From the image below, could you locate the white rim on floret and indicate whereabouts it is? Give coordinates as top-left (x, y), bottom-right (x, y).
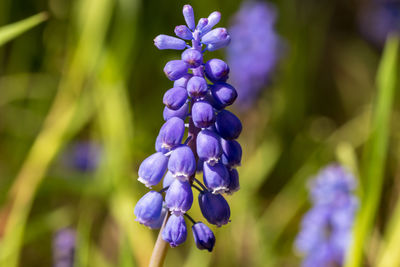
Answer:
top-left (206, 157), bottom-right (219, 166)
top-left (173, 172), bottom-right (190, 181)
top-left (169, 207), bottom-right (186, 216)
top-left (212, 186), bottom-right (228, 195)
top-left (138, 177), bottom-right (153, 188)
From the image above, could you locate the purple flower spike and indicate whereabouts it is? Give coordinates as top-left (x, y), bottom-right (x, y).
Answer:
top-left (138, 152), bottom-right (168, 187)
top-left (204, 59), bottom-right (229, 83)
top-left (187, 76), bottom-right (208, 99)
top-left (53, 228), bottom-right (76, 267)
top-left (196, 129), bottom-right (222, 165)
top-left (163, 103), bottom-right (189, 121)
top-left (221, 139), bottom-right (242, 167)
top-left (134, 191), bottom-right (163, 226)
top-left (182, 49), bottom-right (203, 68)
top-left (147, 204), bottom-right (167, 229)
top-left (203, 162), bottom-right (230, 194)
top-left (158, 117), bottom-right (185, 150)
top-left (168, 145), bottom-right (196, 180)
top-left (192, 100), bottom-right (215, 128)
top-left (202, 11), bottom-right (221, 34)
top-left (164, 60), bottom-right (189, 81)
top-left (163, 171), bottom-right (175, 188)
top-left (183, 5), bottom-right (196, 31)
top-left (192, 222), bottom-right (216, 252)
top-left (154, 34), bottom-right (187, 50)
top-left (165, 179), bottom-right (194, 215)
top-left (162, 214), bottom-right (188, 247)
top-left (163, 87), bottom-right (188, 110)
top-left (215, 110), bottom-right (242, 140)
top-left (175, 25), bottom-right (193, 40)
top-left (199, 192), bottom-right (230, 227)
top-left (201, 28), bottom-right (229, 45)
top-left (226, 168), bottom-right (240, 195)
top-left (211, 83), bottom-right (237, 107)
top-left (174, 73), bottom-right (193, 88)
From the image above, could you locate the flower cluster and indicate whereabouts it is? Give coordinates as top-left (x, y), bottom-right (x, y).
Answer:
top-left (227, 1), bottom-right (282, 110)
top-left (53, 228), bottom-right (76, 267)
top-left (295, 164), bottom-right (358, 267)
top-left (358, 0), bottom-right (400, 47)
top-left (134, 5), bottom-right (242, 252)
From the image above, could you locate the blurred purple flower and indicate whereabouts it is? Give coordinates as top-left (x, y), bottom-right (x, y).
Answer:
top-left (53, 228), bottom-right (76, 267)
top-left (295, 164), bottom-right (358, 267)
top-left (358, 0), bottom-right (400, 47)
top-left (227, 1), bottom-right (282, 110)
top-left (69, 141), bottom-right (101, 172)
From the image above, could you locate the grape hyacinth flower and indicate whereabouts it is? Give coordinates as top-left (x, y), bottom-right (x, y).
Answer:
top-left (227, 1), bottom-right (282, 110)
top-left (53, 228), bottom-right (76, 267)
top-left (134, 4), bottom-right (243, 252)
top-left (295, 164), bottom-right (358, 267)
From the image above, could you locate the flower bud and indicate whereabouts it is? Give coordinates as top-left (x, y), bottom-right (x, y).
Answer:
top-left (174, 25), bottom-right (193, 40)
top-left (211, 83), bottom-right (237, 107)
top-left (183, 5), bottom-right (196, 30)
top-left (201, 11), bottom-right (221, 34)
top-left (197, 129), bottom-right (222, 165)
top-left (203, 162), bottom-right (230, 194)
top-left (204, 58), bottom-right (229, 83)
top-left (187, 76), bottom-right (208, 99)
top-left (226, 168), bottom-right (240, 195)
top-left (221, 139), bottom-right (242, 167)
top-left (181, 48), bottom-right (203, 68)
top-left (215, 110), bottom-right (242, 140)
top-left (165, 179), bottom-right (193, 215)
top-left (192, 100), bottom-right (215, 128)
top-left (198, 192), bottom-right (230, 227)
top-left (162, 214), bottom-right (187, 247)
top-left (163, 103), bottom-right (189, 121)
top-left (168, 145), bottom-right (196, 180)
top-left (201, 28), bottom-right (229, 45)
top-left (192, 222), bottom-right (216, 252)
top-left (134, 191), bottom-right (163, 226)
top-left (138, 152), bottom-right (168, 187)
top-left (206, 35), bottom-right (231, 51)
top-left (154, 34), bottom-right (187, 50)
top-left (147, 204), bottom-right (168, 229)
top-left (164, 60), bottom-right (189, 81)
top-left (158, 117), bottom-right (185, 150)
top-left (173, 73), bottom-right (193, 88)
top-left (163, 171), bottom-right (175, 188)
top-left (163, 87), bottom-right (188, 110)
top-left (196, 18), bottom-right (209, 31)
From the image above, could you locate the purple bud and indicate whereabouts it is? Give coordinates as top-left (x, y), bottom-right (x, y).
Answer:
top-left (165, 179), bottom-right (193, 215)
top-left (221, 139), bottom-right (242, 167)
top-left (181, 48), bottom-right (203, 68)
top-left (202, 11), bottom-right (221, 34)
top-left (147, 204), bottom-right (168, 229)
top-left (196, 18), bottom-right (209, 31)
top-left (154, 34), bottom-right (187, 50)
top-left (192, 100), bottom-right (215, 128)
top-left (174, 25), bottom-right (193, 40)
top-left (174, 73), bottom-right (193, 88)
top-left (204, 59), bottom-right (229, 83)
top-left (201, 27), bottom-right (229, 45)
top-left (226, 168), bottom-right (240, 195)
top-left (183, 5), bottom-right (196, 31)
top-left (198, 192), bottom-right (230, 227)
top-left (162, 214), bottom-right (187, 247)
top-left (203, 162), bottom-right (230, 194)
top-left (138, 152), bottom-right (168, 187)
top-left (206, 35), bottom-right (231, 51)
top-left (168, 145), bottom-right (196, 180)
top-left (158, 117), bottom-right (185, 150)
top-left (215, 110), bottom-right (242, 140)
top-left (204, 93), bottom-right (225, 111)
top-left (53, 228), bottom-right (76, 267)
top-left (163, 103), bottom-right (189, 121)
top-left (211, 83), bottom-right (237, 107)
top-left (163, 87), bottom-right (188, 110)
top-left (192, 222), bottom-right (216, 252)
top-left (134, 191), bottom-right (163, 226)
top-left (163, 171), bottom-right (175, 188)
top-left (164, 60), bottom-right (189, 81)
top-left (197, 129), bottom-right (222, 165)
top-left (187, 76), bottom-right (208, 99)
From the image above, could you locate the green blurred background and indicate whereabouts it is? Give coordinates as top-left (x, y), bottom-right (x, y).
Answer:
top-left (0, 0), bottom-right (399, 266)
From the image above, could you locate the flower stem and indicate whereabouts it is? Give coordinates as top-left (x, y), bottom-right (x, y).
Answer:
top-left (149, 212), bottom-right (170, 267)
